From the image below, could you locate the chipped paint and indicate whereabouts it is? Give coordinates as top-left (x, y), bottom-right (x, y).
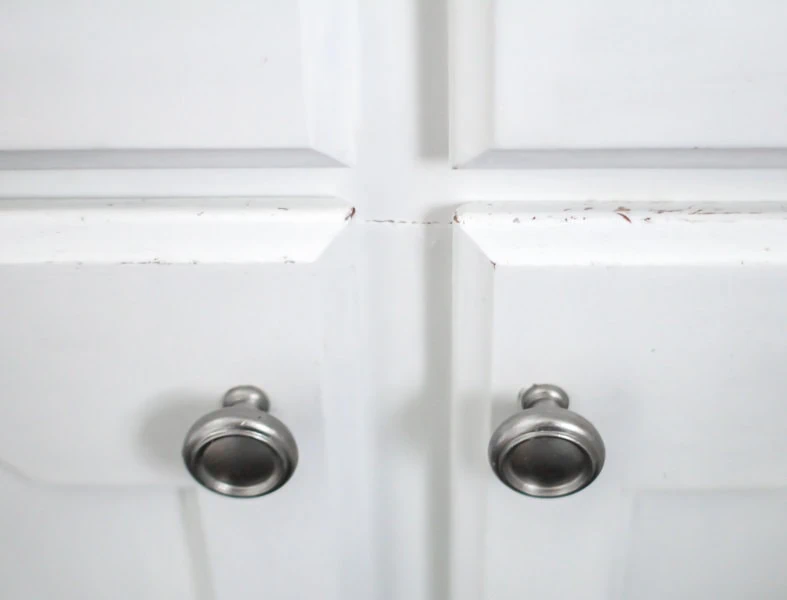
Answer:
top-left (617, 212), bottom-right (632, 223)
top-left (453, 201), bottom-right (787, 267)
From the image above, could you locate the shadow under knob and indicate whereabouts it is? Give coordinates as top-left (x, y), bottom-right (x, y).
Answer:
top-left (182, 385), bottom-right (298, 498)
top-left (488, 384), bottom-right (605, 498)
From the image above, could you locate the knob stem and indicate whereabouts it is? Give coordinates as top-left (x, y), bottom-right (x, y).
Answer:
top-left (222, 385), bottom-right (271, 412)
top-left (519, 384), bottom-right (570, 410)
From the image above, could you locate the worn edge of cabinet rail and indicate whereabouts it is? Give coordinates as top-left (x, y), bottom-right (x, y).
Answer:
top-left (0, 197), bottom-right (354, 264)
top-left (455, 201), bottom-right (787, 266)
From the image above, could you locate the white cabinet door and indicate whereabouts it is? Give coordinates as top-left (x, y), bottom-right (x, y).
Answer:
top-left (2, 2), bottom-right (787, 597)
top-left (0, 0), bottom-right (356, 168)
top-left (451, 203), bottom-right (787, 599)
top-left (0, 198), bottom-right (371, 600)
top-left (451, 0), bottom-right (787, 168)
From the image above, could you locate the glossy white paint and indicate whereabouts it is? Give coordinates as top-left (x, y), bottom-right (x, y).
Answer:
top-left (455, 202), bottom-right (787, 265)
top-left (451, 0), bottom-right (787, 168)
top-left (5, 3), bottom-right (787, 223)
top-left (0, 479), bottom-right (197, 598)
top-left (0, 197), bottom-right (351, 264)
top-left (0, 0), bottom-right (356, 168)
top-left (452, 204), bottom-right (787, 599)
top-left (0, 211), bottom-right (373, 599)
top-left (0, 1), bottom-right (786, 599)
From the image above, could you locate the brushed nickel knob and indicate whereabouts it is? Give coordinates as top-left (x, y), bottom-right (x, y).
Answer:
top-left (182, 386), bottom-right (298, 498)
top-left (488, 384), bottom-right (605, 498)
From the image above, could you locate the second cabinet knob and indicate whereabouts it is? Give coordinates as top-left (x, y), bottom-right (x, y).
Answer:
top-left (488, 384), bottom-right (605, 498)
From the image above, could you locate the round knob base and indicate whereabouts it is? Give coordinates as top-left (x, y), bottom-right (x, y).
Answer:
top-left (490, 384), bottom-right (605, 498)
top-left (183, 386), bottom-right (297, 498)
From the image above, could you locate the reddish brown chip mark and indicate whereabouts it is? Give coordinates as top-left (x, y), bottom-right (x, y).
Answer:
top-left (617, 212), bottom-right (632, 223)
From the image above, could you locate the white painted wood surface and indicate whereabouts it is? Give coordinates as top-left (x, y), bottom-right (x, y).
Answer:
top-left (0, 197), bottom-right (351, 264)
top-left (0, 0), bottom-right (356, 168)
top-left (452, 203), bottom-right (787, 599)
top-left (0, 480), bottom-right (198, 598)
top-left (0, 1), bottom-right (786, 599)
top-left (451, 0), bottom-right (787, 168)
top-left (0, 213), bottom-right (372, 599)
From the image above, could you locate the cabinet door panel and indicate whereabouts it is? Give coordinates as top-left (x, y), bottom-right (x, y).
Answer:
top-left (0, 472), bottom-right (197, 600)
top-left (451, 0), bottom-right (787, 168)
top-left (0, 198), bottom-right (369, 600)
top-left (452, 203), bottom-right (787, 599)
top-left (0, 0), bottom-right (356, 168)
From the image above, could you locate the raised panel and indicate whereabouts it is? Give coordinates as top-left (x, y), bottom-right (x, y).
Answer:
top-left (0, 471), bottom-right (197, 599)
top-left (0, 198), bottom-right (353, 484)
top-left (0, 263), bottom-right (322, 484)
top-left (0, 197), bottom-right (370, 600)
top-left (451, 0), bottom-right (787, 168)
top-left (451, 203), bottom-right (787, 599)
top-left (0, 0), bottom-right (356, 168)
top-left (624, 491), bottom-right (787, 599)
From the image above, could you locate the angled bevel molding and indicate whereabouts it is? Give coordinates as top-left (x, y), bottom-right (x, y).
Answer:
top-left (449, 224), bottom-right (496, 600)
top-left (450, 0), bottom-right (787, 169)
top-left (0, 197), bottom-right (354, 265)
top-left (0, 0), bottom-right (356, 169)
top-left (455, 202), bottom-right (787, 266)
